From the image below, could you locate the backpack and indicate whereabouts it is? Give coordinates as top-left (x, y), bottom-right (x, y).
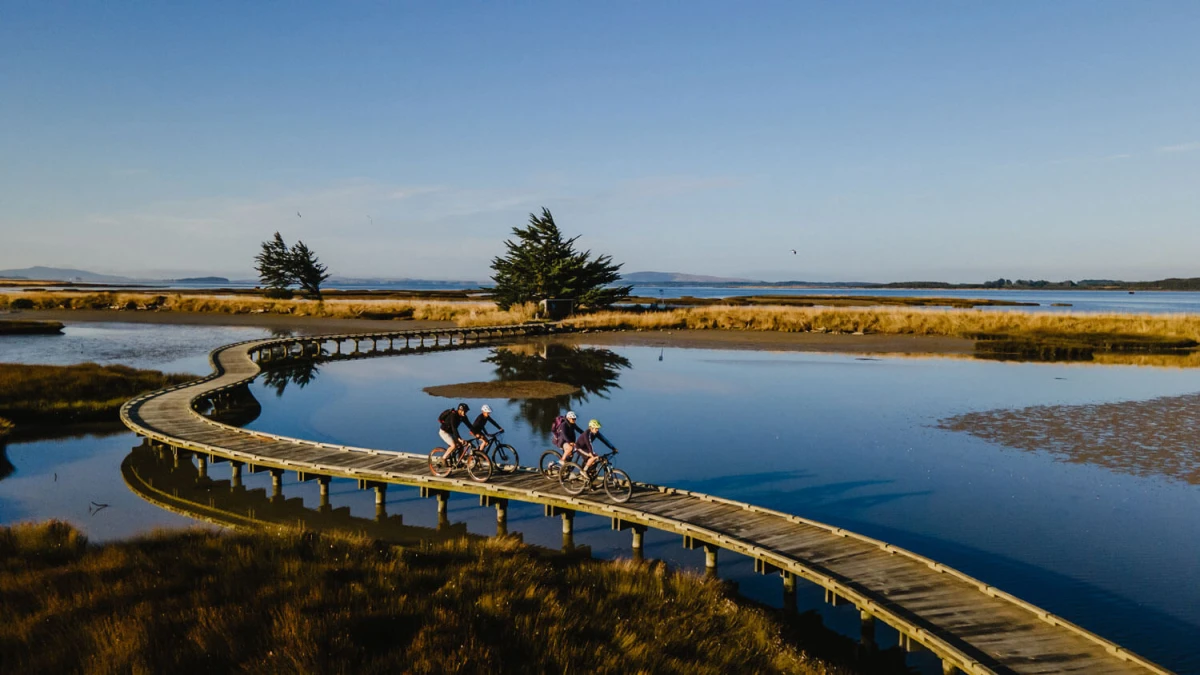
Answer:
top-left (438, 409), bottom-right (456, 426)
top-left (551, 415), bottom-right (566, 437)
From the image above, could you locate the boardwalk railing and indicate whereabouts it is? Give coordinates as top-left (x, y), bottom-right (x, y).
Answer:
top-left (119, 325), bottom-right (1172, 675)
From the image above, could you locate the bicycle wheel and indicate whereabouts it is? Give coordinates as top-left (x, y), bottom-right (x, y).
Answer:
top-left (559, 461), bottom-right (589, 495)
top-left (429, 447), bottom-right (453, 477)
top-left (492, 444), bottom-right (520, 474)
top-left (465, 451), bottom-right (494, 482)
top-left (539, 450), bottom-right (563, 480)
top-left (604, 468), bottom-right (633, 503)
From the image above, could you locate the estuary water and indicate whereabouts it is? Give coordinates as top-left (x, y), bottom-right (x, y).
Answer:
top-left (2, 324), bottom-right (1199, 672)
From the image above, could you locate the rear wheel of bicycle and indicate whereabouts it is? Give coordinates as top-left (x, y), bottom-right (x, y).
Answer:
top-left (539, 450), bottom-right (563, 480)
top-left (604, 468), bottom-right (633, 503)
top-left (429, 447), bottom-right (453, 477)
top-left (492, 444), bottom-right (519, 474)
top-left (559, 461), bottom-right (588, 495)
top-left (466, 451), bottom-right (494, 482)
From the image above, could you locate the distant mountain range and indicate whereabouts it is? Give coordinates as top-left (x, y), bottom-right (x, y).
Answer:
top-left (0, 266), bottom-right (136, 283)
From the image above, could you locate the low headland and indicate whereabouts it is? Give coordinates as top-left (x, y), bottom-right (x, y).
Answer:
top-left (0, 521), bottom-right (874, 675)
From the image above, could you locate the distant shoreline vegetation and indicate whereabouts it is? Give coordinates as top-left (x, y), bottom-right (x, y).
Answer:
top-left (617, 276), bottom-right (1200, 291)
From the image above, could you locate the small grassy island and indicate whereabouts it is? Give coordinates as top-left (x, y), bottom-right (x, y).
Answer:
top-left (0, 319), bottom-right (64, 335)
top-left (0, 362), bottom-right (192, 437)
top-left (0, 522), bottom-right (861, 674)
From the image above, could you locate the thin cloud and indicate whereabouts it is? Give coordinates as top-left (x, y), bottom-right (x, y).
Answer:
top-left (1158, 142), bottom-right (1200, 153)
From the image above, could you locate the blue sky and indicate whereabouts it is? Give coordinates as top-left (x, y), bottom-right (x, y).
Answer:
top-left (2, 2), bottom-right (1198, 282)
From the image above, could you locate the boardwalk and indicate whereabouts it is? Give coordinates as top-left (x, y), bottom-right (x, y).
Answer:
top-left (120, 325), bottom-right (1171, 675)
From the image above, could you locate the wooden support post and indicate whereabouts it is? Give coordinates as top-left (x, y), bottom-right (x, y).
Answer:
top-left (704, 544), bottom-right (719, 577)
top-left (860, 610), bottom-right (876, 649)
top-left (374, 483), bottom-right (387, 505)
top-left (942, 659), bottom-right (958, 675)
top-left (782, 571), bottom-right (797, 612)
top-left (318, 476), bottom-right (330, 510)
top-left (900, 633), bottom-right (922, 653)
top-left (632, 528), bottom-right (645, 561)
top-left (824, 588), bottom-right (842, 607)
top-left (230, 462), bottom-right (243, 489)
top-left (172, 447), bottom-right (180, 469)
top-left (561, 510), bottom-right (574, 535)
top-left (334, 340), bottom-right (341, 354)
top-left (754, 558), bottom-right (778, 575)
top-left (196, 455), bottom-right (207, 479)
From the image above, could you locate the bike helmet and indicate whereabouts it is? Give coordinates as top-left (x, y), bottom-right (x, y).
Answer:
top-left (457, 402), bottom-right (470, 413)
top-left (566, 411), bottom-right (577, 420)
top-left (588, 419), bottom-right (601, 430)
top-left (480, 404), bottom-right (492, 414)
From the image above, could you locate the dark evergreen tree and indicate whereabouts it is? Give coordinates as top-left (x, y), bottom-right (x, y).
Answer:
top-left (290, 240), bottom-right (330, 300)
top-left (490, 208), bottom-right (631, 310)
top-left (254, 232), bottom-right (294, 292)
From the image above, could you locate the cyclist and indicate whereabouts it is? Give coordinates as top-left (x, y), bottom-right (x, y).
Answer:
top-left (473, 404), bottom-right (505, 454)
top-left (553, 410), bottom-right (583, 463)
top-left (438, 402), bottom-right (479, 462)
top-left (575, 418), bottom-right (617, 475)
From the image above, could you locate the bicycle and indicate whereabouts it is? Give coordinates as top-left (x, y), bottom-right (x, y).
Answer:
top-left (559, 450), bottom-right (633, 503)
top-left (473, 431), bottom-right (519, 474)
top-left (429, 440), bottom-right (493, 482)
top-left (539, 447), bottom-right (567, 480)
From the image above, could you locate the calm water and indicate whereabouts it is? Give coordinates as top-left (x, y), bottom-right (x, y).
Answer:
top-left (630, 285), bottom-right (1200, 313)
top-left (2, 325), bottom-right (1199, 672)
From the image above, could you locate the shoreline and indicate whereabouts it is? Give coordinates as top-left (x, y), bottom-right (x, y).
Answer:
top-left (13, 309), bottom-right (974, 356)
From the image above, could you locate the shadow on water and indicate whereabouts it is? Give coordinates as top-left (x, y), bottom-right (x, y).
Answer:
top-left (484, 341), bottom-right (632, 434)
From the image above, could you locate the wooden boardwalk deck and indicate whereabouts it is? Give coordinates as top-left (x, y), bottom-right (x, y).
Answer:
top-left (119, 325), bottom-right (1171, 675)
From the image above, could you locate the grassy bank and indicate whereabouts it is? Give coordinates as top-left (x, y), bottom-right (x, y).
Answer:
top-left (0, 319), bottom-right (64, 335)
top-left (0, 522), bottom-right (852, 675)
top-left (0, 363), bottom-right (192, 425)
top-left (0, 291), bottom-right (535, 325)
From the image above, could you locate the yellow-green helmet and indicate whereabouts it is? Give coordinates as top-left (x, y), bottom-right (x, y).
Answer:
top-left (588, 419), bottom-right (601, 430)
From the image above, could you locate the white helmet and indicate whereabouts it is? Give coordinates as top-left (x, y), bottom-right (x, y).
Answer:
top-left (566, 411), bottom-right (577, 420)
top-left (481, 404), bottom-right (492, 414)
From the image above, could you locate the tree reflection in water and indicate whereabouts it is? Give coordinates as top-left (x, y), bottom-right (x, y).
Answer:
top-left (260, 361), bottom-right (321, 398)
top-left (485, 342), bottom-right (631, 435)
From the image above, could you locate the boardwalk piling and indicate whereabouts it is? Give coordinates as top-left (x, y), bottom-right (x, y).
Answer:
top-left (230, 462), bottom-right (243, 489)
top-left (270, 469), bottom-right (283, 501)
top-left (318, 477), bottom-right (331, 511)
top-left (860, 610), bottom-right (877, 649)
top-left (704, 544), bottom-right (719, 577)
top-left (196, 455), bottom-right (207, 479)
top-left (942, 659), bottom-right (958, 675)
top-left (782, 571), bottom-right (797, 612)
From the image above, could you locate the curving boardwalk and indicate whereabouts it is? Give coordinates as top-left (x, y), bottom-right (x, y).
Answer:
top-left (120, 325), bottom-right (1171, 675)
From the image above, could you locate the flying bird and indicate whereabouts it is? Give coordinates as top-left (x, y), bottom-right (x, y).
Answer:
top-left (297, 211), bottom-right (302, 218)
top-left (790, 249), bottom-right (797, 255)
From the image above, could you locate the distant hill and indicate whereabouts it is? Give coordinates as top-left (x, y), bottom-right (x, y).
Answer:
top-left (0, 266), bottom-right (134, 283)
top-left (622, 271), bottom-right (757, 284)
top-left (172, 276), bottom-right (231, 284)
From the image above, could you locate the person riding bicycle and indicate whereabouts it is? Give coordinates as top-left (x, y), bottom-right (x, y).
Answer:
top-left (553, 410), bottom-right (584, 463)
top-left (438, 402), bottom-right (480, 462)
top-left (574, 418), bottom-right (617, 475)
top-left (473, 404), bottom-right (505, 453)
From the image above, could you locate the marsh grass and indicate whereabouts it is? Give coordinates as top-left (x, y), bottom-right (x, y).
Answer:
top-left (0, 363), bottom-right (193, 423)
top-left (0, 291), bottom-right (538, 326)
top-left (0, 522), bottom-right (847, 675)
top-left (0, 319), bottom-right (64, 335)
top-left (0, 417), bottom-right (12, 439)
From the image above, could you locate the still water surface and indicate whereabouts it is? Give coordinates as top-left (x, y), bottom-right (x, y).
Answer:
top-left (2, 325), bottom-right (1199, 672)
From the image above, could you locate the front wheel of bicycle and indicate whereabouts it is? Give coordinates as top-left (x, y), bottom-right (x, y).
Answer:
top-left (429, 447), bottom-right (453, 477)
top-left (559, 461), bottom-right (589, 495)
top-left (492, 444), bottom-right (520, 474)
top-left (466, 451), bottom-right (494, 483)
top-left (539, 450), bottom-right (563, 480)
top-left (604, 468), bottom-right (633, 503)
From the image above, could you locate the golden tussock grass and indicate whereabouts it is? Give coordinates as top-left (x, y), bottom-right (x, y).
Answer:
top-left (0, 363), bottom-right (193, 423)
top-left (0, 417), bottom-right (13, 438)
top-left (0, 291), bottom-right (537, 326)
top-left (564, 305), bottom-right (1200, 342)
top-left (0, 521), bottom-right (850, 675)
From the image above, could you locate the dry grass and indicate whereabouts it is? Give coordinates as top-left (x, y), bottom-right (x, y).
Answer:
top-left (0, 363), bottom-right (193, 423)
top-left (0, 521), bottom-right (849, 675)
top-left (0, 417), bottom-right (12, 439)
top-left (564, 305), bottom-right (1200, 341)
top-left (0, 291), bottom-right (538, 326)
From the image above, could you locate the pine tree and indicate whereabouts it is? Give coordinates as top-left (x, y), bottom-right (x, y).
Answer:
top-left (290, 240), bottom-right (330, 300)
top-left (255, 232), bottom-right (294, 293)
top-left (490, 208), bottom-right (631, 310)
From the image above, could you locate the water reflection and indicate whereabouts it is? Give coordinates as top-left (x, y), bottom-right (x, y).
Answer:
top-left (0, 422), bottom-right (129, 484)
top-left (485, 342), bottom-right (631, 433)
top-left (260, 360), bottom-right (322, 397)
top-left (940, 393), bottom-right (1200, 484)
top-left (121, 440), bottom-right (476, 546)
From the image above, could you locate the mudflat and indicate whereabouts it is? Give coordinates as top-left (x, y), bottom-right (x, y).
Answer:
top-left (11, 309), bottom-right (456, 334)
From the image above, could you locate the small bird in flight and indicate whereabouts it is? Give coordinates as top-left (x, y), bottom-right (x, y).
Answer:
top-left (297, 211), bottom-right (302, 218)
top-left (790, 249), bottom-right (797, 255)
